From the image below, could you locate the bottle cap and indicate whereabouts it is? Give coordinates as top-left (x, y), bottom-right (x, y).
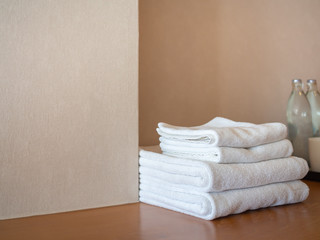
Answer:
top-left (307, 79), bottom-right (317, 83)
top-left (292, 79), bottom-right (302, 84)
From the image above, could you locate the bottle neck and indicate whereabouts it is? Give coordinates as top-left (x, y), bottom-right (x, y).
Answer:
top-left (292, 82), bottom-right (304, 93)
top-left (307, 82), bottom-right (318, 92)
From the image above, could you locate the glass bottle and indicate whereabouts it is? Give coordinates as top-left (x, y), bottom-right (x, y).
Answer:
top-left (286, 79), bottom-right (312, 164)
top-left (306, 79), bottom-right (320, 137)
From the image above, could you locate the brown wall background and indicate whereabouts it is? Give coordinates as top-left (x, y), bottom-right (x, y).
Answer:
top-left (139, 0), bottom-right (320, 146)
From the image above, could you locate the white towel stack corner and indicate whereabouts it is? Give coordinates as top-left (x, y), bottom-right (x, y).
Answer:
top-left (139, 117), bottom-right (310, 220)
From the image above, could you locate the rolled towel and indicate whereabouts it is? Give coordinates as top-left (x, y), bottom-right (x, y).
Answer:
top-left (139, 180), bottom-right (309, 220)
top-left (157, 117), bottom-right (288, 148)
top-left (139, 147), bottom-right (309, 192)
top-left (159, 139), bottom-right (293, 163)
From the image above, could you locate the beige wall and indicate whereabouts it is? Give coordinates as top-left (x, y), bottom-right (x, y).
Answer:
top-left (0, 0), bottom-right (138, 219)
top-left (139, 0), bottom-right (320, 146)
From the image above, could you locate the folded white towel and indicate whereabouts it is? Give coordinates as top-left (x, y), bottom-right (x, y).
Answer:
top-left (139, 180), bottom-right (309, 220)
top-left (159, 139), bottom-right (293, 163)
top-left (139, 147), bottom-right (309, 192)
top-left (157, 117), bottom-right (288, 148)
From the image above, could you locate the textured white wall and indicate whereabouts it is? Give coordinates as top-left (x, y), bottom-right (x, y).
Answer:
top-left (0, 0), bottom-right (138, 219)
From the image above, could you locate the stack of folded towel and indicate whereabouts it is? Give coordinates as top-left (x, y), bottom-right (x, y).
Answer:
top-left (139, 117), bottom-right (310, 220)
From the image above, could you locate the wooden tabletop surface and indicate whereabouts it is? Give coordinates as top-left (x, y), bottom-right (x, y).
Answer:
top-left (1, 180), bottom-right (319, 240)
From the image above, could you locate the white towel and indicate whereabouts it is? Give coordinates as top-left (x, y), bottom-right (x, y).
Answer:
top-left (159, 139), bottom-right (293, 163)
top-left (157, 117), bottom-right (288, 148)
top-left (139, 148), bottom-right (309, 192)
top-left (139, 180), bottom-right (309, 220)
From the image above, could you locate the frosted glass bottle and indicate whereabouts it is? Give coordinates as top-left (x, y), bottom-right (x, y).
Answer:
top-left (306, 79), bottom-right (320, 137)
top-left (286, 79), bottom-right (312, 164)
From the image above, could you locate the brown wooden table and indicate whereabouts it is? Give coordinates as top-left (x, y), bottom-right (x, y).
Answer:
top-left (1, 180), bottom-right (319, 240)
